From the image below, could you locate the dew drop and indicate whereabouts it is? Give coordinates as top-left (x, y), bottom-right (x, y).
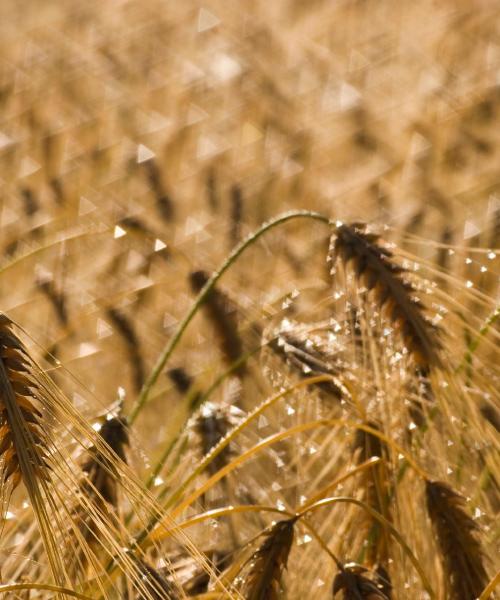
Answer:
top-left (114, 225), bottom-right (126, 239)
top-left (258, 415), bottom-right (269, 428)
top-left (154, 238), bottom-right (166, 251)
top-left (298, 534), bottom-right (312, 545)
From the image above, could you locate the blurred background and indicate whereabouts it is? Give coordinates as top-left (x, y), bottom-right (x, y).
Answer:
top-left (0, 0), bottom-right (499, 409)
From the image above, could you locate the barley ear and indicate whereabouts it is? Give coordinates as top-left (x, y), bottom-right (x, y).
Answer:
top-left (0, 314), bottom-right (68, 587)
top-left (241, 517), bottom-right (296, 600)
top-left (333, 223), bottom-right (441, 369)
top-left (126, 551), bottom-right (177, 600)
top-left (333, 562), bottom-right (390, 599)
top-left (426, 479), bottom-right (488, 600)
top-left (81, 415), bottom-right (129, 507)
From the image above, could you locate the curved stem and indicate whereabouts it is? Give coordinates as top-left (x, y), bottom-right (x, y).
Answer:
top-left (133, 375), bottom-right (335, 548)
top-left (299, 497), bottom-right (435, 599)
top-left (299, 517), bottom-right (343, 568)
top-left (152, 504), bottom-right (343, 578)
top-left (0, 583), bottom-right (95, 599)
top-left (151, 504), bottom-right (294, 542)
top-left (157, 374), bottom-right (336, 515)
top-left (150, 418), bottom-right (427, 533)
top-left (127, 210), bottom-right (331, 424)
top-left (300, 457), bottom-right (382, 511)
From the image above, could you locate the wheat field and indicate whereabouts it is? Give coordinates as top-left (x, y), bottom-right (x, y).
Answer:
top-left (0, 1), bottom-right (499, 598)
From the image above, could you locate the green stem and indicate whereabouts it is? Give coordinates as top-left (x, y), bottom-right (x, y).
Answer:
top-left (127, 210), bottom-right (331, 424)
